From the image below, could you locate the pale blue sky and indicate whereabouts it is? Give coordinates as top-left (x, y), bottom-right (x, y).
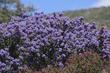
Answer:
top-left (21, 0), bottom-right (110, 13)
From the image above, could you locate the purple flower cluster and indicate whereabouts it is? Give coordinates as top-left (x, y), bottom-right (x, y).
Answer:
top-left (0, 12), bottom-right (110, 71)
top-left (98, 28), bottom-right (110, 59)
top-left (0, 49), bottom-right (23, 73)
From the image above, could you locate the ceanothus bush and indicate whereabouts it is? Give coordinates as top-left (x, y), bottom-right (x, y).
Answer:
top-left (0, 12), bottom-right (110, 72)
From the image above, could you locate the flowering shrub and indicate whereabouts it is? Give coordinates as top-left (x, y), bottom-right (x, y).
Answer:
top-left (0, 12), bottom-right (110, 72)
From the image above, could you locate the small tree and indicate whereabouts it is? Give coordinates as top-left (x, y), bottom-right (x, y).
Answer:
top-left (0, 0), bottom-right (35, 22)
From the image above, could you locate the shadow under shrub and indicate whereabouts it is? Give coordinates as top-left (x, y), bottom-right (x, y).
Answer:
top-left (26, 50), bottom-right (104, 73)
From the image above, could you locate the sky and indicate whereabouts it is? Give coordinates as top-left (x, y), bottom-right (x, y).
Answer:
top-left (21, 0), bottom-right (110, 13)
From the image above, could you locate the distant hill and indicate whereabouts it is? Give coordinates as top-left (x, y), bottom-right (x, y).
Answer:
top-left (64, 7), bottom-right (110, 28)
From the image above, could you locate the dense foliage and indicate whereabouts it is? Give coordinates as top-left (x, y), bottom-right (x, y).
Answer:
top-left (0, 12), bottom-right (110, 72)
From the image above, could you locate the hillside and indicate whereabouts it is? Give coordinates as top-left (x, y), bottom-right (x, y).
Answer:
top-left (64, 7), bottom-right (110, 28)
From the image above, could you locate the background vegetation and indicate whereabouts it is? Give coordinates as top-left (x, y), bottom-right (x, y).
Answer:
top-left (64, 7), bottom-right (110, 28)
top-left (0, 0), bottom-right (35, 22)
